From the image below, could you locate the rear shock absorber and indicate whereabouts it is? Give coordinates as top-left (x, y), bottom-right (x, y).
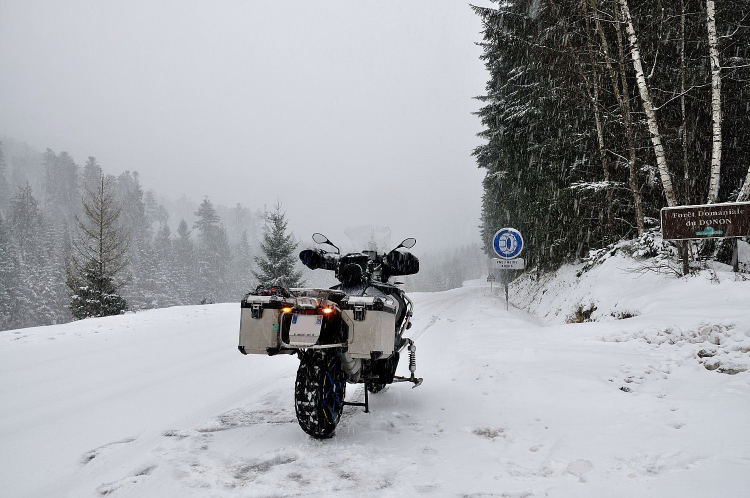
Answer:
top-left (395, 339), bottom-right (423, 388)
top-left (408, 340), bottom-right (417, 376)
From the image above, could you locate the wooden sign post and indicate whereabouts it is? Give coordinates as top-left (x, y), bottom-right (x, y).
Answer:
top-left (661, 201), bottom-right (750, 272)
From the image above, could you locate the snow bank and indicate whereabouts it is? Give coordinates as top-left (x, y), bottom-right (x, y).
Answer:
top-left (510, 240), bottom-right (750, 375)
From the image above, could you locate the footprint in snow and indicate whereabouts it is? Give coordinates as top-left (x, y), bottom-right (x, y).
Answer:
top-left (567, 459), bottom-right (593, 483)
top-left (472, 427), bottom-right (506, 440)
top-left (81, 437), bottom-right (137, 465)
top-left (96, 464), bottom-right (157, 496)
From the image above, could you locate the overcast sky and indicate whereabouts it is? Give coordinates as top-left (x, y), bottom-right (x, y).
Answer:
top-left (0, 0), bottom-right (491, 251)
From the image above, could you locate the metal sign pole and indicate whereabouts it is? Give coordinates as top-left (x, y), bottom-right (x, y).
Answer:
top-left (491, 228), bottom-right (525, 312)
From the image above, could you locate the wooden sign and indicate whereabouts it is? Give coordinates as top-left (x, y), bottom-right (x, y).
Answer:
top-left (661, 201), bottom-right (750, 240)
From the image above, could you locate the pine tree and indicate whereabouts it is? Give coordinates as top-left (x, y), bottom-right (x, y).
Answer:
top-left (472, 0), bottom-right (750, 269)
top-left (193, 197), bottom-right (231, 303)
top-left (253, 204), bottom-right (303, 288)
top-left (8, 184), bottom-right (61, 328)
top-left (68, 175), bottom-right (129, 319)
top-left (43, 149), bottom-right (79, 224)
top-left (174, 219), bottom-right (197, 304)
top-left (115, 171), bottom-right (150, 309)
top-left (232, 229), bottom-right (255, 297)
top-left (0, 213), bottom-right (19, 330)
top-left (0, 141), bottom-right (10, 215)
top-left (9, 183), bottom-right (42, 257)
top-left (153, 223), bottom-right (178, 307)
top-left (80, 157), bottom-right (103, 194)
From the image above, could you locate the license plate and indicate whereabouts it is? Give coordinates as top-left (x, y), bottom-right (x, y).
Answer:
top-left (288, 314), bottom-right (323, 346)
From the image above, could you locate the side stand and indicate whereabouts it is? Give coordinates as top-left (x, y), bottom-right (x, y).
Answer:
top-left (343, 383), bottom-right (369, 413)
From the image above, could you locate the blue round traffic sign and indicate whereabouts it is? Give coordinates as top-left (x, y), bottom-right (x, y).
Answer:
top-left (492, 228), bottom-right (523, 259)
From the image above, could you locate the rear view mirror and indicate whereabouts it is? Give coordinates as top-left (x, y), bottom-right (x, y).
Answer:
top-left (312, 233), bottom-right (329, 244)
top-left (400, 238), bottom-right (417, 249)
top-left (312, 232), bottom-right (340, 254)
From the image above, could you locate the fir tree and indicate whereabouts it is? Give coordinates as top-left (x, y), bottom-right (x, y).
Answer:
top-left (0, 214), bottom-right (19, 330)
top-left (232, 229), bottom-right (255, 297)
top-left (80, 157), bottom-right (103, 194)
top-left (43, 149), bottom-right (78, 224)
top-left (0, 141), bottom-right (10, 215)
top-left (115, 171), bottom-right (150, 309)
top-left (153, 223), bottom-right (175, 306)
top-left (174, 219), bottom-right (197, 304)
top-left (67, 175), bottom-right (129, 319)
top-left (193, 197), bottom-right (231, 303)
top-left (9, 183), bottom-right (42, 257)
top-left (253, 204), bottom-right (303, 288)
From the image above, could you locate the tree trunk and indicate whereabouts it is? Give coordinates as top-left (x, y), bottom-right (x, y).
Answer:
top-left (706, 0), bottom-right (723, 204)
top-left (737, 167), bottom-right (750, 202)
top-left (609, 1), bottom-right (645, 234)
top-left (681, 0), bottom-right (691, 205)
top-left (678, 0), bottom-right (692, 276)
top-left (584, 1), bottom-right (613, 234)
top-left (618, 0), bottom-right (678, 207)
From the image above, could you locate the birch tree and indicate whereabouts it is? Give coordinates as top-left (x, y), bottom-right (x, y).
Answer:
top-left (618, 0), bottom-right (678, 207)
top-left (705, 0), bottom-right (722, 203)
top-left (593, 0), bottom-right (644, 234)
top-left (737, 169), bottom-right (750, 202)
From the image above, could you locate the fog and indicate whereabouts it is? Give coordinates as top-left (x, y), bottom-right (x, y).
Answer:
top-left (0, 0), bottom-right (490, 250)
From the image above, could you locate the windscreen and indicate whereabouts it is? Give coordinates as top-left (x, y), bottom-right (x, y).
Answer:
top-left (344, 225), bottom-right (392, 253)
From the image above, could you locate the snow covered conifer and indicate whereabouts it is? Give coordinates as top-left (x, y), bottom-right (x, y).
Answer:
top-left (174, 219), bottom-right (197, 303)
top-left (253, 203), bottom-right (302, 289)
top-left (43, 149), bottom-right (78, 224)
top-left (80, 157), bottom-right (103, 195)
top-left (193, 197), bottom-right (232, 303)
top-left (67, 175), bottom-right (129, 319)
top-left (0, 213), bottom-right (19, 330)
top-left (233, 229), bottom-right (255, 297)
top-left (0, 141), bottom-right (10, 215)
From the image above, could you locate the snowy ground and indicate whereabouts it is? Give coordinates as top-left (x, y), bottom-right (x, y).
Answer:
top-left (2, 263), bottom-right (750, 497)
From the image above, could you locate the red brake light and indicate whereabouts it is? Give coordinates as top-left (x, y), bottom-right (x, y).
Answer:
top-left (322, 307), bottom-right (333, 314)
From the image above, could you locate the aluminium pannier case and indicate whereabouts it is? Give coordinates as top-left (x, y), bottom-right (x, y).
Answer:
top-left (238, 295), bottom-right (291, 354)
top-left (340, 296), bottom-right (397, 359)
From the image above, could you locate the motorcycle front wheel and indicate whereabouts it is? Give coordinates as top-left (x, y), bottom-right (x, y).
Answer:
top-left (294, 349), bottom-right (346, 438)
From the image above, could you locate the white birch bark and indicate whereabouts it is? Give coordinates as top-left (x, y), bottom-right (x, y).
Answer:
top-left (681, 0), bottom-right (690, 204)
top-left (618, 0), bottom-right (678, 207)
top-left (737, 168), bottom-right (750, 202)
top-left (706, 0), bottom-right (722, 204)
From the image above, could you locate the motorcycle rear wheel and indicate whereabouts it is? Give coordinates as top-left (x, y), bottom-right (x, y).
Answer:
top-left (294, 350), bottom-right (346, 438)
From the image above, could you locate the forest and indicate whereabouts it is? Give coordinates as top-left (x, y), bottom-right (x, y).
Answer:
top-left (474, 0), bottom-right (750, 268)
top-left (0, 137), bottom-right (485, 331)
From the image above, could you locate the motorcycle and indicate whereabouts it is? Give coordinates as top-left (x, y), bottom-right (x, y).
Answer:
top-left (238, 226), bottom-right (422, 438)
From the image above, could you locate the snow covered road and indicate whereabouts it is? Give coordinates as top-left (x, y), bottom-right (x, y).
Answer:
top-left (2, 284), bottom-right (750, 497)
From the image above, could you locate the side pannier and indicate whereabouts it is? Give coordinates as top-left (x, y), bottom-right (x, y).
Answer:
top-left (340, 296), bottom-right (397, 359)
top-left (238, 295), bottom-right (292, 355)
